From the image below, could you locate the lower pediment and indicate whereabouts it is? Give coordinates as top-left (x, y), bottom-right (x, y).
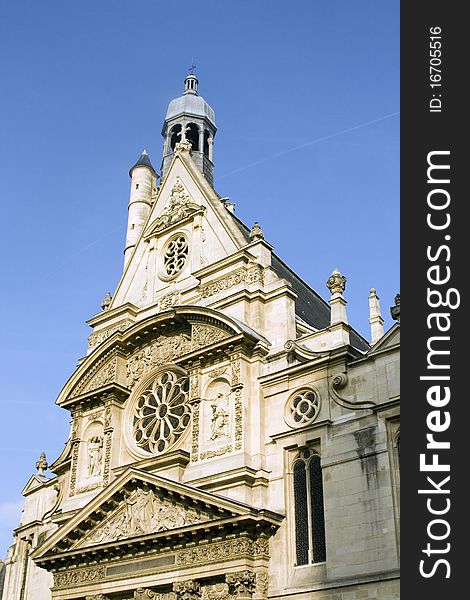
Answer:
top-left (32, 468), bottom-right (282, 568)
top-left (72, 486), bottom-right (209, 549)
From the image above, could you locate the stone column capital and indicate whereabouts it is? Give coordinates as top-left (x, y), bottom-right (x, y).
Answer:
top-left (173, 580), bottom-right (202, 600)
top-left (225, 571), bottom-right (256, 599)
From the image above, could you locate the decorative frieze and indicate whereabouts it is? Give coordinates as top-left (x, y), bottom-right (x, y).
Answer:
top-left (200, 266), bottom-right (264, 299)
top-left (234, 388), bottom-right (243, 451)
top-left (159, 291), bottom-right (181, 311)
top-left (69, 407), bottom-right (82, 497)
top-left (191, 402), bottom-right (200, 461)
top-left (230, 354), bottom-right (241, 387)
top-left (88, 320), bottom-right (133, 351)
top-left (176, 537), bottom-right (269, 566)
top-left (199, 445), bottom-right (232, 461)
top-left (255, 572), bottom-right (269, 596)
top-left (126, 325), bottom-right (230, 389)
top-left (135, 591), bottom-right (176, 600)
top-left (70, 349), bottom-right (118, 398)
top-left (54, 565), bottom-right (106, 588)
top-left (208, 366), bottom-right (227, 378)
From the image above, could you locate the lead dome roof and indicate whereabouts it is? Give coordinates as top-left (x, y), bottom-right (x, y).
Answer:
top-left (164, 74), bottom-right (216, 124)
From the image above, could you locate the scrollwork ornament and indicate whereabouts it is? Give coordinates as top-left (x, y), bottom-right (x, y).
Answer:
top-left (255, 572), bottom-right (269, 597)
top-left (332, 372), bottom-right (348, 390)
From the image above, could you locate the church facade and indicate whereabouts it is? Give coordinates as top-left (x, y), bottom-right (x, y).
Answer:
top-left (1, 74), bottom-right (400, 600)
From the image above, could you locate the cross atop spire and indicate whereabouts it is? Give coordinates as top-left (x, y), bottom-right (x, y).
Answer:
top-left (188, 60), bottom-right (196, 75)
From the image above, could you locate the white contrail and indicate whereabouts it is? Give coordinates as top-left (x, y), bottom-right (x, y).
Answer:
top-left (219, 111), bottom-right (399, 180)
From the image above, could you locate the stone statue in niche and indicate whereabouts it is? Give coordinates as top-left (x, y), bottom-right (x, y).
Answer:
top-left (209, 393), bottom-right (230, 440)
top-left (87, 436), bottom-right (103, 478)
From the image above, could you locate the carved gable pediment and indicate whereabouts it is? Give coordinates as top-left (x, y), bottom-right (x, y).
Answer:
top-left (72, 485), bottom-right (210, 549)
top-left (31, 468), bottom-right (283, 564)
top-left (144, 177), bottom-right (204, 238)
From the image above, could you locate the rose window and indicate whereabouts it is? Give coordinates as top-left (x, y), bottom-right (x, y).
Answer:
top-left (286, 389), bottom-right (320, 427)
top-left (133, 370), bottom-right (191, 454)
top-left (163, 235), bottom-right (188, 277)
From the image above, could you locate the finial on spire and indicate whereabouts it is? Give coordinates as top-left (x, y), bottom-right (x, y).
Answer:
top-left (369, 288), bottom-right (384, 344)
top-left (390, 293), bottom-right (400, 322)
top-left (249, 222), bottom-right (264, 242)
top-left (184, 67), bottom-right (199, 95)
top-left (36, 452), bottom-right (48, 476)
top-left (101, 292), bottom-right (112, 311)
top-left (326, 268), bottom-right (347, 297)
top-left (188, 59), bottom-right (196, 75)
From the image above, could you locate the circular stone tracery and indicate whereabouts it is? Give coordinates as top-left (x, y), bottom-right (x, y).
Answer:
top-left (132, 370), bottom-right (191, 454)
top-left (286, 389), bottom-right (320, 427)
top-left (163, 235), bottom-right (189, 277)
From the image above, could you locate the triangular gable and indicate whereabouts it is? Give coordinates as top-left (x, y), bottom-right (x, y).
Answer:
top-left (32, 467), bottom-right (282, 562)
top-left (367, 323), bottom-right (400, 356)
top-left (110, 151), bottom-right (248, 311)
top-left (22, 473), bottom-right (54, 496)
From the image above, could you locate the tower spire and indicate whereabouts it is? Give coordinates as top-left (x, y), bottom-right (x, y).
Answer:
top-left (161, 72), bottom-right (217, 185)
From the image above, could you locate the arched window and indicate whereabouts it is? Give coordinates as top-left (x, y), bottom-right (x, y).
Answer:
top-left (170, 124), bottom-right (182, 152)
top-left (203, 129), bottom-right (210, 157)
top-left (293, 449), bottom-right (326, 565)
top-left (186, 123), bottom-right (199, 151)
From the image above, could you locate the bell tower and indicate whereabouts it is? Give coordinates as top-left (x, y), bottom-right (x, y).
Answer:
top-left (161, 71), bottom-right (217, 186)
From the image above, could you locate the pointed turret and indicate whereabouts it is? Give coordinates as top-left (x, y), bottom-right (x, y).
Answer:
top-left (124, 150), bottom-right (159, 268)
top-left (161, 71), bottom-right (217, 186)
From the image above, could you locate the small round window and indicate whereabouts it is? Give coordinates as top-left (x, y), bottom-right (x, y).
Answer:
top-left (162, 234), bottom-right (189, 279)
top-left (285, 388), bottom-right (320, 428)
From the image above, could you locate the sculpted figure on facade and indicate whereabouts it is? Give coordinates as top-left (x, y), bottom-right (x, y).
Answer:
top-left (81, 488), bottom-right (206, 546)
top-left (209, 393), bottom-right (230, 440)
top-left (87, 436), bottom-right (103, 478)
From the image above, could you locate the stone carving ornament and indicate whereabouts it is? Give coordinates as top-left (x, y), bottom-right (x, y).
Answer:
top-left (54, 565), bottom-right (106, 588)
top-left (126, 325), bottom-right (229, 390)
top-left (152, 177), bottom-right (201, 233)
top-left (285, 389), bottom-right (320, 427)
top-left (132, 370), bottom-right (191, 454)
top-left (82, 487), bottom-right (206, 546)
top-left (87, 436), bottom-right (103, 477)
top-left (209, 393), bottom-right (230, 440)
top-left (173, 580), bottom-right (202, 600)
top-left (162, 234), bottom-right (189, 278)
top-left (226, 571), bottom-right (256, 598)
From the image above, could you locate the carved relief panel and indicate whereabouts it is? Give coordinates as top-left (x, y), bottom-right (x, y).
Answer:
top-left (199, 378), bottom-right (234, 459)
top-left (192, 356), bottom-right (244, 462)
top-left (75, 417), bottom-right (105, 494)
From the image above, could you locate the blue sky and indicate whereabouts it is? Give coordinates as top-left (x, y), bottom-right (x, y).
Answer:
top-left (0, 0), bottom-right (399, 555)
